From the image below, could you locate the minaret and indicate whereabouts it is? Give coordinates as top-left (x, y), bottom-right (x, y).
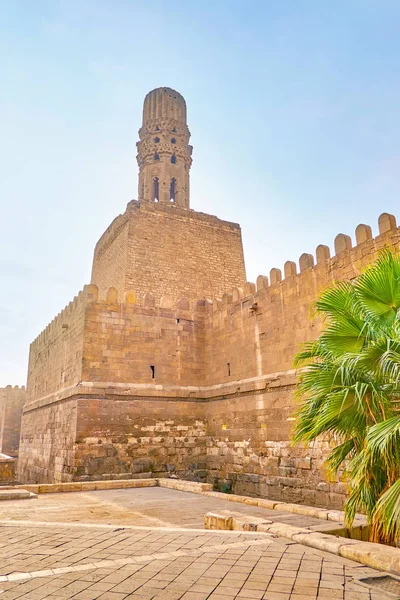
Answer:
top-left (136, 87), bottom-right (192, 208)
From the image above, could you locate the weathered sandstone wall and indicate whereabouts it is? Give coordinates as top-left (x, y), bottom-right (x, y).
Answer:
top-left (90, 213), bottom-right (129, 300)
top-left (203, 214), bottom-right (400, 385)
top-left (82, 290), bottom-right (207, 386)
top-left (18, 398), bottom-right (78, 483)
top-left (18, 213), bottom-right (400, 506)
top-left (201, 213), bottom-right (400, 506)
top-left (74, 397), bottom-right (206, 480)
top-left (0, 386), bottom-right (26, 458)
top-left (91, 200), bottom-right (246, 304)
top-left (26, 290), bottom-right (87, 404)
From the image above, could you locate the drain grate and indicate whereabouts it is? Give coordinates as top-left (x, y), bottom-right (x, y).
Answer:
top-left (359, 575), bottom-right (400, 598)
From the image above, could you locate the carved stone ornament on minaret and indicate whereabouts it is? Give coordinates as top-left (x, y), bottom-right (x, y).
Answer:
top-left (136, 87), bottom-right (193, 208)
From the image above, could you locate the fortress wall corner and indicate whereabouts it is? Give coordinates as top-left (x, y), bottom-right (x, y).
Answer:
top-left (0, 385), bottom-right (26, 458)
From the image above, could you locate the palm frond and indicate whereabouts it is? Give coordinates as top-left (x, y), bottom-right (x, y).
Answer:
top-left (371, 479), bottom-right (400, 544)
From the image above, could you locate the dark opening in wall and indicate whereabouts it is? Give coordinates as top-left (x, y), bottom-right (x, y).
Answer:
top-left (150, 365), bottom-right (155, 379)
top-left (227, 362), bottom-right (231, 376)
top-left (154, 137), bottom-right (160, 143)
top-left (171, 155), bottom-right (176, 164)
top-left (153, 177), bottom-right (159, 202)
top-left (176, 318), bottom-right (180, 324)
top-left (171, 138), bottom-right (176, 144)
top-left (170, 178), bottom-right (176, 202)
top-left (154, 152), bottom-right (160, 160)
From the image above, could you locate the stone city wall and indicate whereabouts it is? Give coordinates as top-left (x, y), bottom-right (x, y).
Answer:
top-left (74, 397), bottom-right (206, 481)
top-left (26, 289), bottom-right (88, 404)
top-left (200, 213), bottom-right (400, 506)
top-left (0, 385), bottom-right (26, 458)
top-left (18, 213), bottom-right (400, 505)
top-left (82, 288), bottom-right (207, 386)
top-left (203, 213), bottom-right (400, 385)
top-left (18, 290), bottom-right (210, 483)
top-left (18, 398), bottom-right (78, 483)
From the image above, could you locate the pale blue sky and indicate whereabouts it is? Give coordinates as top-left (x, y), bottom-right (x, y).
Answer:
top-left (1, 1), bottom-right (400, 385)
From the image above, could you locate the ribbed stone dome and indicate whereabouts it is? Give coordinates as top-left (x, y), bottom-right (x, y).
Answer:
top-left (142, 87), bottom-right (187, 124)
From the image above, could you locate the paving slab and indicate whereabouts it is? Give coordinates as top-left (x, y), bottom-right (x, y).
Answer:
top-left (0, 488), bottom-right (391, 599)
top-left (0, 521), bottom-right (385, 599)
top-left (0, 487), bottom-right (336, 530)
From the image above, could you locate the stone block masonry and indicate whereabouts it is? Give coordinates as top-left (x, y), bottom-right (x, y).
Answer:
top-left (16, 89), bottom-right (400, 505)
top-left (0, 386), bottom-right (26, 458)
top-left (18, 212), bottom-right (400, 505)
top-left (91, 200), bottom-right (247, 303)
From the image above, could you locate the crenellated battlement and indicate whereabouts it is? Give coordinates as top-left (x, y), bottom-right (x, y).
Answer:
top-left (34, 212), bottom-right (400, 348)
top-left (19, 86), bottom-right (400, 499)
top-left (206, 212), bottom-right (399, 317)
top-left (31, 287), bottom-right (88, 347)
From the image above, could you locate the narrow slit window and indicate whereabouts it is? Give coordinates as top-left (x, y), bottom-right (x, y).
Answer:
top-left (154, 152), bottom-right (160, 160)
top-left (150, 365), bottom-right (155, 379)
top-left (153, 177), bottom-right (159, 202)
top-left (227, 362), bottom-right (231, 377)
top-left (171, 155), bottom-right (176, 164)
top-left (171, 138), bottom-right (176, 144)
top-left (170, 178), bottom-right (176, 202)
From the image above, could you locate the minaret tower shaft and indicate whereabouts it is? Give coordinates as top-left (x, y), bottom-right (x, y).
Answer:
top-left (136, 87), bottom-right (193, 208)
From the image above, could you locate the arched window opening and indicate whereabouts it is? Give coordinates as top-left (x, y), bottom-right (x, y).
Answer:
top-left (171, 138), bottom-right (176, 144)
top-left (170, 178), bottom-right (176, 202)
top-left (154, 152), bottom-right (160, 160)
top-left (154, 137), bottom-right (160, 143)
top-left (171, 155), bottom-right (176, 164)
top-left (155, 125), bottom-right (160, 131)
top-left (153, 177), bottom-right (159, 202)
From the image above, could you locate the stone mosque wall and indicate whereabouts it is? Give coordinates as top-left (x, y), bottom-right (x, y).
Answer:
top-left (202, 213), bottom-right (400, 506)
top-left (0, 385), bottom-right (26, 458)
top-left (26, 289), bottom-right (87, 404)
top-left (14, 87), bottom-right (400, 507)
top-left (18, 211), bottom-right (400, 507)
top-left (91, 200), bottom-right (246, 304)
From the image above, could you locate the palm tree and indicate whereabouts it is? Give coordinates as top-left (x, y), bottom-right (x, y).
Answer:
top-left (293, 249), bottom-right (400, 544)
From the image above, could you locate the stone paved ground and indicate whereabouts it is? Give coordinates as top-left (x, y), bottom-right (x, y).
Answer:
top-left (0, 489), bottom-right (333, 531)
top-left (0, 489), bottom-right (390, 599)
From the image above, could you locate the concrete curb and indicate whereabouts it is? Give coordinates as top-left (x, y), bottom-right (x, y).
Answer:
top-left (204, 511), bottom-right (400, 577)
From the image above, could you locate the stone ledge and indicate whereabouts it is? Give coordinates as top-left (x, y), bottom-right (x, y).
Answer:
top-left (0, 489), bottom-right (37, 501)
top-left (6, 477), bottom-right (211, 495)
top-left (158, 478), bottom-right (212, 493)
top-left (23, 371), bottom-right (296, 412)
top-left (201, 489), bottom-right (364, 525)
top-left (7, 478), bottom-right (158, 494)
top-left (205, 510), bottom-right (400, 576)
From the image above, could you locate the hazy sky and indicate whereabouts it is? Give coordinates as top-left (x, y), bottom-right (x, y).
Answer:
top-left (1, 1), bottom-right (400, 385)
